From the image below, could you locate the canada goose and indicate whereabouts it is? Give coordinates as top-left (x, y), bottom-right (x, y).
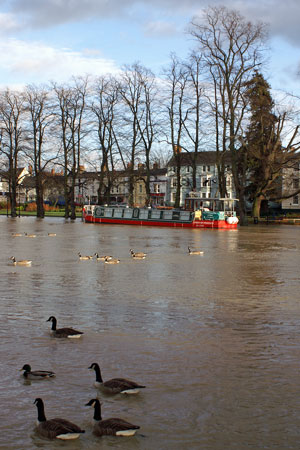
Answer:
top-left (130, 249), bottom-right (146, 258)
top-left (34, 398), bottom-right (85, 440)
top-left (94, 253), bottom-right (113, 261)
top-left (85, 398), bottom-right (140, 437)
top-left (88, 363), bottom-right (145, 394)
top-left (188, 247), bottom-right (204, 255)
top-left (104, 257), bottom-right (120, 264)
top-left (78, 252), bottom-right (93, 260)
top-left (12, 233), bottom-right (23, 237)
top-left (10, 256), bottom-right (32, 266)
top-left (48, 233), bottom-right (56, 237)
top-left (47, 316), bottom-right (83, 338)
top-left (131, 253), bottom-right (145, 260)
top-left (21, 364), bottom-right (55, 380)
top-left (24, 232), bottom-right (36, 238)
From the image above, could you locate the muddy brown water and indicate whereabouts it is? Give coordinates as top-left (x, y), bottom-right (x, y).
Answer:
top-left (0, 217), bottom-right (300, 449)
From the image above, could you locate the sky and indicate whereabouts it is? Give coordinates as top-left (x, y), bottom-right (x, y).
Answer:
top-left (0, 0), bottom-right (299, 97)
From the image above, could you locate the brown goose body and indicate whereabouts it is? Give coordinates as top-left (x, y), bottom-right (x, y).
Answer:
top-left (34, 398), bottom-right (85, 440)
top-left (188, 247), bottom-right (204, 255)
top-left (47, 316), bottom-right (83, 338)
top-left (10, 256), bottom-right (32, 266)
top-left (130, 249), bottom-right (147, 258)
top-left (94, 253), bottom-right (113, 261)
top-left (86, 398), bottom-right (140, 437)
top-left (89, 363), bottom-right (145, 394)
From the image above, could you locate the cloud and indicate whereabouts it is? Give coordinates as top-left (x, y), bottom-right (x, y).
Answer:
top-left (0, 38), bottom-right (119, 88)
top-left (0, 12), bottom-right (21, 33)
top-left (143, 20), bottom-right (179, 38)
top-left (6, 0), bottom-right (300, 47)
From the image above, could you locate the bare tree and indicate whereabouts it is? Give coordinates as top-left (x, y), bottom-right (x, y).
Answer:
top-left (117, 63), bottom-right (145, 206)
top-left (189, 6), bottom-right (267, 224)
top-left (0, 89), bottom-right (25, 217)
top-left (163, 54), bottom-right (189, 208)
top-left (183, 52), bottom-right (205, 191)
top-left (53, 77), bottom-right (89, 219)
top-left (24, 85), bottom-right (55, 218)
top-left (90, 75), bottom-right (120, 205)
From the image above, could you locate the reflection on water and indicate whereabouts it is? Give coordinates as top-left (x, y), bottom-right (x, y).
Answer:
top-left (0, 217), bottom-right (300, 449)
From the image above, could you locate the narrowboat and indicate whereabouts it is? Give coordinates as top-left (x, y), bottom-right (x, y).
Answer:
top-left (83, 198), bottom-right (239, 229)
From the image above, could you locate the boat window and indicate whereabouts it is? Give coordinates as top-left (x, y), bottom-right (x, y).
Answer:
top-left (104, 208), bottom-right (113, 217)
top-left (114, 209), bottom-right (123, 218)
top-left (95, 207), bottom-right (104, 217)
top-left (180, 211), bottom-right (191, 221)
top-left (139, 210), bottom-right (149, 219)
top-left (163, 211), bottom-right (173, 220)
top-left (172, 211), bottom-right (181, 220)
top-left (133, 208), bottom-right (139, 218)
top-left (150, 210), bottom-right (161, 219)
top-left (123, 208), bottom-right (133, 218)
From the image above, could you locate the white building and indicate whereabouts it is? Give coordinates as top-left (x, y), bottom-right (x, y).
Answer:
top-left (166, 151), bottom-right (235, 207)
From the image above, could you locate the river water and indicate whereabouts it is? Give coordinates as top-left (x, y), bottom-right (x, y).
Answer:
top-left (0, 217), bottom-right (300, 449)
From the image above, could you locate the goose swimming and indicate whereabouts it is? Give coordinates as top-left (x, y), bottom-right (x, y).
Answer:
top-left (188, 247), bottom-right (204, 255)
top-left (78, 252), bottom-right (93, 260)
top-left (85, 398), bottom-right (140, 437)
top-left (46, 316), bottom-right (83, 338)
top-left (10, 256), bottom-right (32, 266)
top-left (88, 363), bottom-right (145, 394)
top-left (34, 398), bottom-right (85, 440)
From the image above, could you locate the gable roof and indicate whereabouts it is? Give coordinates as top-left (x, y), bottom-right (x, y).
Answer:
top-left (167, 151), bottom-right (232, 167)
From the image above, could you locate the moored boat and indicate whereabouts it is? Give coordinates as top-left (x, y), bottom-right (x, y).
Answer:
top-left (83, 198), bottom-right (239, 229)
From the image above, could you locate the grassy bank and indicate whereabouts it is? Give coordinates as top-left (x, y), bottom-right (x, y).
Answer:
top-left (0, 209), bottom-right (83, 218)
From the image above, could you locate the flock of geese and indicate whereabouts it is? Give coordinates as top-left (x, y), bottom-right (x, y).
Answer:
top-left (11, 231), bottom-right (203, 441)
top-left (10, 246), bottom-right (203, 267)
top-left (21, 315), bottom-right (144, 440)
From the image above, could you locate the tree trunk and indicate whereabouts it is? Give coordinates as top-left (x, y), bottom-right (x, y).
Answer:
top-left (252, 195), bottom-right (263, 219)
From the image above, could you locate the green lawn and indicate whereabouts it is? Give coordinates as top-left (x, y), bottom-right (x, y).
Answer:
top-left (0, 209), bottom-right (83, 218)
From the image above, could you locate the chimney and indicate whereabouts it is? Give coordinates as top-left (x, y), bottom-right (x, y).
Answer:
top-left (28, 165), bottom-right (33, 174)
top-left (79, 165), bottom-right (85, 173)
top-left (138, 163), bottom-right (144, 170)
top-left (51, 168), bottom-right (55, 176)
top-left (127, 162), bottom-right (132, 169)
top-left (173, 145), bottom-right (182, 154)
top-left (153, 162), bottom-right (159, 169)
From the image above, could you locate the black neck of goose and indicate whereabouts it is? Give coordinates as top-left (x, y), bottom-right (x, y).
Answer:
top-left (94, 365), bottom-right (103, 383)
top-left (51, 318), bottom-right (57, 331)
top-left (94, 401), bottom-right (102, 421)
top-left (36, 402), bottom-right (47, 422)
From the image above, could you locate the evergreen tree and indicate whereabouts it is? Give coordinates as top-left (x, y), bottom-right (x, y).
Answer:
top-left (244, 72), bottom-right (282, 217)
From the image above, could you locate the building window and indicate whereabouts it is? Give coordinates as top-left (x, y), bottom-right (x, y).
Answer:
top-left (154, 183), bottom-right (160, 193)
top-left (293, 179), bottom-right (299, 189)
top-left (203, 166), bottom-right (206, 172)
top-left (202, 193), bottom-right (206, 198)
top-left (139, 184), bottom-right (143, 193)
top-left (292, 195), bottom-right (299, 205)
top-left (171, 192), bottom-right (176, 202)
top-left (186, 166), bottom-right (190, 173)
top-left (207, 165), bottom-right (210, 172)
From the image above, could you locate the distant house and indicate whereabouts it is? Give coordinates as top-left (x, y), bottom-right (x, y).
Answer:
top-left (281, 159), bottom-right (300, 212)
top-left (0, 167), bottom-right (30, 203)
top-left (166, 151), bottom-right (235, 207)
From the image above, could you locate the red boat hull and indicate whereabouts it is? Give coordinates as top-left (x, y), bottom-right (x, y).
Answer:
top-left (83, 214), bottom-right (238, 229)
